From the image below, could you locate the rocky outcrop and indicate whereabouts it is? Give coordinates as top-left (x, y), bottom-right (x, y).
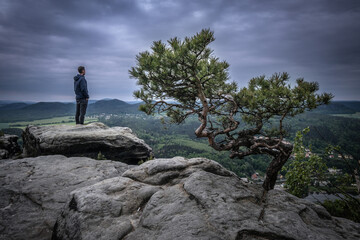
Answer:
top-left (0, 134), bottom-right (21, 159)
top-left (22, 122), bottom-right (152, 164)
top-left (0, 155), bottom-right (133, 240)
top-left (53, 157), bottom-right (360, 240)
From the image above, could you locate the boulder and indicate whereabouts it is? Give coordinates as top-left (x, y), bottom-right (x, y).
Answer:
top-left (53, 157), bottom-right (360, 240)
top-left (0, 155), bottom-right (133, 240)
top-left (0, 134), bottom-right (21, 159)
top-left (22, 122), bottom-right (152, 164)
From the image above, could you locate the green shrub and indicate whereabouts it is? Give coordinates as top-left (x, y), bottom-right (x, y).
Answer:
top-left (283, 128), bottom-right (327, 198)
top-left (322, 197), bottom-right (360, 223)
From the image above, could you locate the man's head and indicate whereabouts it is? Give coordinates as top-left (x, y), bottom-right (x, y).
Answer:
top-left (78, 66), bottom-right (85, 75)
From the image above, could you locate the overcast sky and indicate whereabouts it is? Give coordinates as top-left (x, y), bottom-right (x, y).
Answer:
top-left (0, 0), bottom-right (359, 102)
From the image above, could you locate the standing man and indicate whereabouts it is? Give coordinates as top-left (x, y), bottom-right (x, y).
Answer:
top-left (74, 66), bottom-right (89, 125)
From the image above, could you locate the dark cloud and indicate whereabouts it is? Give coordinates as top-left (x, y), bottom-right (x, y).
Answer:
top-left (0, 0), bottom-right (359, 101)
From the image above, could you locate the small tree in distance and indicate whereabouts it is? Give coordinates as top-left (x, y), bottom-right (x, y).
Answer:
top-left (129, 29), bottom-right (333, 191)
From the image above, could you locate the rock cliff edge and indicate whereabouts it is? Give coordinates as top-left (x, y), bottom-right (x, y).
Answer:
top-left (0, 124), bottom-right (359, 240)
top-left (22, 122), bottom-right (152, 164)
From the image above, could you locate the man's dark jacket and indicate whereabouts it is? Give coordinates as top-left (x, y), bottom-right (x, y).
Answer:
top-left (74, 74), bottom-right (89, 99)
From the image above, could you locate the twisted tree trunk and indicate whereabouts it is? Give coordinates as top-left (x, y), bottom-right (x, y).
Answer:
top-left (262, 142), bottom-right (293, 191)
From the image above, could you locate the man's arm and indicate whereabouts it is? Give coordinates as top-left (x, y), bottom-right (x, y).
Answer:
top-left (80, 78), bottom-right (90, 99)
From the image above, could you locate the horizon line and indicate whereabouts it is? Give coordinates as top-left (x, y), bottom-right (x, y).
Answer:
top-left (1, 98), bottom-right (360, 103)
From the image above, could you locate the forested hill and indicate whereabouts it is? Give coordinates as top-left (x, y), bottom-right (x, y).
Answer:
top-left (0, 102), bottom-right (75, 122)
top-left (0, 99), bottom-right (142, 122)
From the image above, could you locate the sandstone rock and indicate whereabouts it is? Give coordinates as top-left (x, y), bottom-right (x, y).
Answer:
top-left (0, 134), bottom-right (21, 159)
top-left (53, 157), bottom-right (360, 240)
top-left (0, 155), bottom-right (133, 240)
top-left (22, 122), bottom-right (152, 164)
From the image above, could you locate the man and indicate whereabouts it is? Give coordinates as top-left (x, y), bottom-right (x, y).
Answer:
top-left (74, 66), bottom-right (89, 124)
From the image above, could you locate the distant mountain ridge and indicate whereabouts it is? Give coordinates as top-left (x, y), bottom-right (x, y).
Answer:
top-left (88, 99), bottom-right (142, 114)
top-left (0, 99), bottom-right (359, 122)
top-left (0, 99), bottom-right (143, 122)
top-left (339, 101), bottom-right (360, 112)
top-left (0, 102), bottom-right (29, 110)
top-left (311, 101), bottom-right (360, 114)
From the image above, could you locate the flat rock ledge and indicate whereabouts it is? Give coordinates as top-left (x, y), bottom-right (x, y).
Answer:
top-left (0, 134), bottom-right (21, 159)
top-left (53, 157), bottom-right (360, 240)
top-left (0, 155), bottom-right (133, 240)
top-left (22, 122), bottom-right (153, 164)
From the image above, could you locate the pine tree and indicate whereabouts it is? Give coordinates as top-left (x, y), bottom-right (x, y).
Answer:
top-left (130, 29), bottom-right (333, 190)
